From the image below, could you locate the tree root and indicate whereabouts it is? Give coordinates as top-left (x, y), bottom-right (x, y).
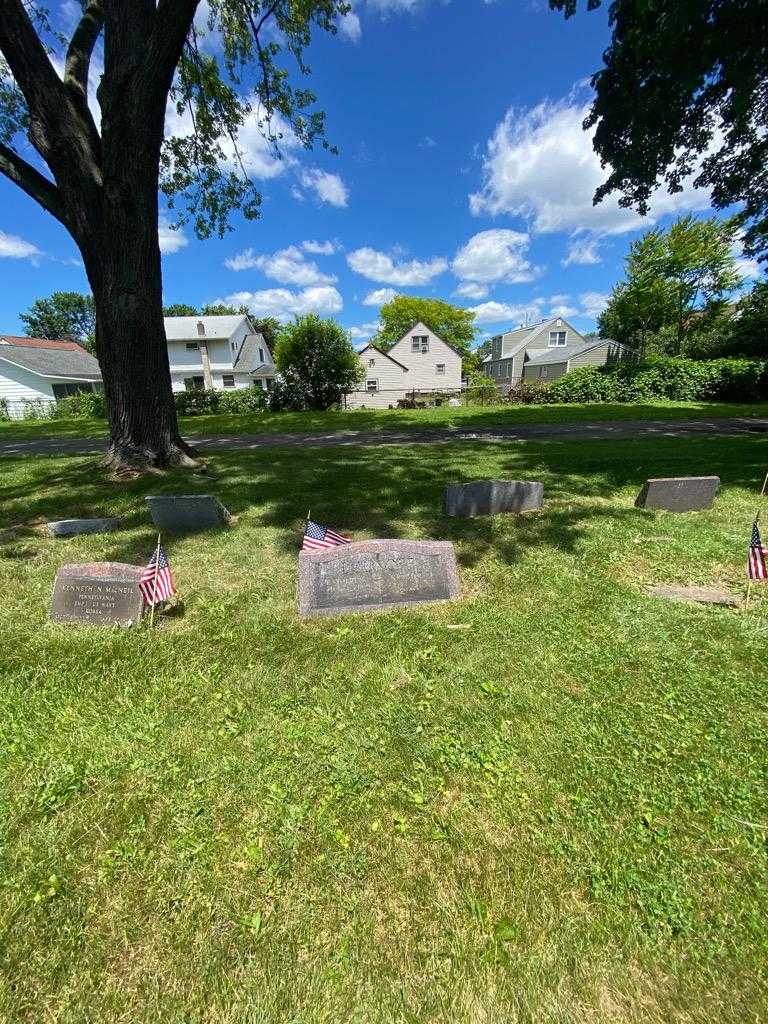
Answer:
top-left (101, 437), bottom-right (206, 479)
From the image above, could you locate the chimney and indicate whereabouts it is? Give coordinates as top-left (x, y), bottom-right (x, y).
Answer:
top-left (197, 321), bottom-right (205, 336)
top-left (196, 321), bottom-right (213, 389)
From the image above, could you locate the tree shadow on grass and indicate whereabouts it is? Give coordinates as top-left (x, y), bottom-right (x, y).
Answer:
top-left (1, 434), bottom-right (765, 570)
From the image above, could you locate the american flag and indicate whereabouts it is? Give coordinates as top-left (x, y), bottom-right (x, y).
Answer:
top-left (302, 519), bottom-right (351, 552)
top-left (748, 520), bottom-right (768, 581)
top-left (139, 545), bottom-right (176, 606)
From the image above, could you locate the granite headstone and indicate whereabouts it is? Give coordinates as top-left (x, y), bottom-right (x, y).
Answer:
top-left (635, 476), bottom-right (720, 512)
top-left (145, 494), bottom-right (231, 533)
top-left (46, 517), bottom-right (122, 538)
top-left (443, 479), bottom-right (544, 517)
top-left (298, 539), bottom-right (460, 617)
top-left (50, 562), bottom-right (144, 626)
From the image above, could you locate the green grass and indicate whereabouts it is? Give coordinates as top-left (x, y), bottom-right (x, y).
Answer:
top-left (1, 434), bottom-right (768, 1021)
top-left (1, 398), bottom-right (767, 443)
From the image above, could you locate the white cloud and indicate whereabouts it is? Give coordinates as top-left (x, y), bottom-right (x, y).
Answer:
top-left (452, 229), bottom-right (539, 285)
top-left (453, 282), bottom-right (489, 300)
top-left (302, 239), bottom-right (338, 255)
top-left (347, 247), bottom-right (448, 286)
top-left (470, 95), bottom-right (713, 236)
top-left (300, 168), bottom-right (349, 207)
top-left (579, 291), bottom-right (610, 319)
top-left (468, 301), bottom-right (536, 326)
top-left (340, 6), bottom-right (362, 40)
top-left (158, 217), bottom-right (189, 254)
top-left (563, 236), bottom-right (601, 266)
top-left (224, 245), bottom-right (336, 285)
top-left (549, 303), bottom-right (579, 318)
top-left (222, 286), bottom-right (343, 319)
top-left (419, 135), bottom-right (437, 149)
top-left (0, 231), bottom-right (42, 261)
top-left (349, 321), bottom-right (381, 340)
top-left (736, 256), bottom-right (761, 280)
top-left (363, 287), bottom-right (398, 306)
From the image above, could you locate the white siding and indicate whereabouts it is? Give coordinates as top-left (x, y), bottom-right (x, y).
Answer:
top-left (387, 322), bottom-right (462, 392)
top-left (347, 347), bottom-right (410, 409)
top-left (0, 363), bottom-right (88, 418)
top-left (166, 318), bottom-right (275, 390)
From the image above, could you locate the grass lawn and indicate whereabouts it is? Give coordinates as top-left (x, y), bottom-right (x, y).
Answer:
top-left (1, 434), bottom-right (768, 1021)
top-left (0, 398), bottom-right (767, 444)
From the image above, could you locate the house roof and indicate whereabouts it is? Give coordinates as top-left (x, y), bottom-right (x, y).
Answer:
top-left (393, 321), bottom-right (464, 358)
top-left (164, 314), bottom-right (247, 341)
top-left (359, 343), bottom-right (410, 372)
top-left (524, 338), bottom-right (625, 367)
top-left (0, 335), bottom-right (85, 351)
top-left (0, 341), bottom-right (101, 380)
top-left (233, 332), bottom-right (272, 374)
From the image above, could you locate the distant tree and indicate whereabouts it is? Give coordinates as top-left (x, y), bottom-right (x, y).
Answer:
top-left (249, 316), bottom-right (282, 353)
top-left (20, 291), bottom-right (96, 352)
top-left (163, 303), bottom-right (198, 316)
top-left (274, 315), bottom-right (364, 410)
top-left (720, 281), bottom-right (768, 358)
top-left (199, 303), bottom-right (248, 316)
top-left (550, 0), bottom-right (768, 262)
top-left (374, 295), bottom-right (477, 371)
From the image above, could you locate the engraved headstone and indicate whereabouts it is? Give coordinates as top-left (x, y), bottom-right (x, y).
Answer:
top-left (50, 562), bottom-right (144, 626)
top-left (443, 479), bottom-right (544, 517)
top-left (635, 476), bottom-right (720, 512)
top-left (46, 517), bottom-right (122, 538)
top-left (145, 494), bottom-right (231, 533)
top-left (298, 539), bottom-right (460, 617)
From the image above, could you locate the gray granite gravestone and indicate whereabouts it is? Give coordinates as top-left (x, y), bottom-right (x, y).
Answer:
top-left (443, 479), bottom-right (544, 517)
top-left (298, 539), bottom-right (460, 617)
top-left (145, 494), bottom-right (231, 533)
top-left (46, 517), bottom-right (122, 538)
top-left (634, 476), bottom-right (720, 512)
top-left (50, 562), bottom-right (144, 626)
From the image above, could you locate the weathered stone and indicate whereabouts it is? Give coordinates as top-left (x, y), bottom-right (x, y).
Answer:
top-left (46, 517), bottom-right (122, 538)
top-left (649, 584), bottom-right (739, 607)
top-left (50, 562), bottom-right (144, 626)
top-left (298, 539), bottom-right (460, 617)
top-left (443, 479), bottom-right (544, 517)
top-left (635, 476), bottom-right (720, 512)
top-left (145, 494), bottom-right (231, 533)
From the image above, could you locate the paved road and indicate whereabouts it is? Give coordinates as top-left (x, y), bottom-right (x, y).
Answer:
top-left (1, 416), bottom-right (767, 459)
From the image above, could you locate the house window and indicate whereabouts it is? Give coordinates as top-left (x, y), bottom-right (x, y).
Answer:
top-left (540, 367), bottom-right (549, 379)
top-left (366, 379), bottom-right (379, 393)
top-left (369, 358), bottom-right (376, 367)
top-left (52, 382), bottom-right (94, 400)
top-left (222, 375), bottom-right (235, 388)
top-left (185, 342), bottom-right (198, 351)
top-left (184, 376), bottom-right (205, 391)
top-left (549, 331), bottom-right (567, 347)
top-left (436, 363), bottom-right (445, 375)
top-left (412, 335), bottom-right (429, 353)
top-left (258, 347), bottom-right (264, 363)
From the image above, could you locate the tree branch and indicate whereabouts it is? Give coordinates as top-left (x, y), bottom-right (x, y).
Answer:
top-left (0, 0), bottom-right (64, 110)
top-left (64, 0), bottom-right (104, 101)
top-left (0, 141), bottom-right (66, 224)
top-left (144, 0), bottom-right (201, 104)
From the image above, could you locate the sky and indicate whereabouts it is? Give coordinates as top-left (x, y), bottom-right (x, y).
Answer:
top-left (0, 0), bottom-right (761, 346)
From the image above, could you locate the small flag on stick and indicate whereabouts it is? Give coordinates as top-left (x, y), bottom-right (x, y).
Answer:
top-left (302, 519), bottom-right (351, 551)
top-left (748, 520), bottom-right (768, 581)
top-left (140, 542), bottom-right (176, 606)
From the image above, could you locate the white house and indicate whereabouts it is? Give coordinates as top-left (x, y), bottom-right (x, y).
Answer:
top-left (0, 336), bottom-right (102, 419)
top-left (164, 314), bottom-right (275, 392)
top-left (348, 321), bottom-right (463, 409)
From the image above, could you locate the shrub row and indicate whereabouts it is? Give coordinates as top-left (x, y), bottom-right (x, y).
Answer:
top-left (508, 358), bottom-right (768, 405)
top-left (173, 387), bottom-right (269, 416)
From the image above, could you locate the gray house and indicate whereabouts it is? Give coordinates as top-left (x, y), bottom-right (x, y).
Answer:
top-left (482, 316), bottom-right (629, 393)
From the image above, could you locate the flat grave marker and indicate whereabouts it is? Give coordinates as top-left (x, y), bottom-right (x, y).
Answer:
top-left (649, 584), bottom-right (738, 607)
top-left (635, 476), bottom-right (720, 512)
top-left (46, 517), bottom-right (122, 538)
top-left (298, 539), bottom-right (460, 617)
top-left (50, 562), bottom-right (144, 627)
top-left (444, 479), bottom-right (543, 518)
top-left (145, 494), bottom-right (231, 534)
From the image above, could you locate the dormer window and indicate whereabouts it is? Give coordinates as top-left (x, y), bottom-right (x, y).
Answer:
top-left (548, 331), bottom-right (567, 347)
top-left (411, 335), bottom-right (429, 353)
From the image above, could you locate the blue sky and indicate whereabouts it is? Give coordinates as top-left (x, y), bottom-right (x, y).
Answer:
top-left (0, 0), bottom-right (760, 344)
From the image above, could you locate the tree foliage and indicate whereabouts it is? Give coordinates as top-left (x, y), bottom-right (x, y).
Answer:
top-left (598, 216), bottom-right (742, 357)
top-left (163, 303), bottom-right (199, 316)
top-left (20, 291), bottom-right (96, 350)
top-left (550, 0), bottom-right (768, 262)
top-left (720, 282), bottom-right (768, 359)
top-left (374, 295), bottom-right (477, 369)
top-left (273, 314), bottom-right (363, 410)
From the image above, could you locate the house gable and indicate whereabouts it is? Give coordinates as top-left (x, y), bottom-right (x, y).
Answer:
top-left (387, 321), bottom-right (462, 391)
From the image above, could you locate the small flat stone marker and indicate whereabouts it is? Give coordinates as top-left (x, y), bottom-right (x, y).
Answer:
top-left (443, 479), bottom-right (543, 517)
top-left (649, 585), bottom-right (738, 607)
top-left (145, 494), bottom-right (231, 534)
top-left (46, 517), bottom-right (122, 538)
top-left (635, 476), bottom-right (720, 512)
top-left (50, 562), bottom-right (145, 626)
top-left (298, 539), bottom-right (460, 617)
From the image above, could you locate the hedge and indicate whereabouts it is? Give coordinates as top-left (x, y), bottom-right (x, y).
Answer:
top-left (526, 358), bottom-right (768, 405)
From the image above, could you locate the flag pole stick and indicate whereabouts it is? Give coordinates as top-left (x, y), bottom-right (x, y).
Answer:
top-left (149, 532), bottom-right (162, 629)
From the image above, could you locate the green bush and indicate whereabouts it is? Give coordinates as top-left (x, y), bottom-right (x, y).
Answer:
top-left (217, 387), bottom-right (268, 415)
top-left (0, 398), bottom-right (9, 421)
top-left (53, 389), bottom-right (106, 419)
top-left (506, 379), bottom-right (551, 405)
top-left (173, 389), bottom-right (222, 416)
